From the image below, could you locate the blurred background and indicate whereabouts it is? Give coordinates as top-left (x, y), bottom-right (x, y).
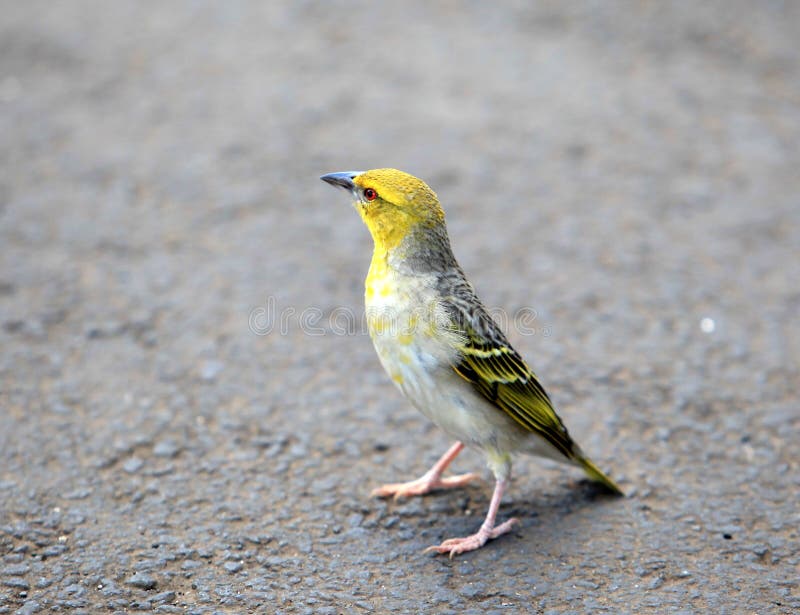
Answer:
top-left (1, 1), bottom-right (798, 612)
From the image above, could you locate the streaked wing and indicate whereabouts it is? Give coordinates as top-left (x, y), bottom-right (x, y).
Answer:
top-left (439, 276), bottom-right (576, 459)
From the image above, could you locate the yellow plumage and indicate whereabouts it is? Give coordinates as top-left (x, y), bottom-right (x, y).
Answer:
top-left (322, 168), bottom-right (623, 557)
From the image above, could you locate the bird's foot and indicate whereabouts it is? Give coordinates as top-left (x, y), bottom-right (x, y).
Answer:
top-left (371, 472), bottom-right (479, 500)
top-left (424, 517), bottom-right (519, 558)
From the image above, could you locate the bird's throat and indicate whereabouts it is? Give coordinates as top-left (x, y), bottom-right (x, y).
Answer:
top-left (359, 205), bottom-right (415, 253)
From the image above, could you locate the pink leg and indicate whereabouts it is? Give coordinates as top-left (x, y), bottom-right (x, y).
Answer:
top-left (424, 478), bottom-right (518, 557)
top-left (371, 441), bottom-right (479, 499)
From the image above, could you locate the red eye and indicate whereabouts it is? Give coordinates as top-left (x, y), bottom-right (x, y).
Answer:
top-left (363, 188), bottom-right (377, 201)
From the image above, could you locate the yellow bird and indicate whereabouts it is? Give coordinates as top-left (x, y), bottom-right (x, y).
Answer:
top-left (321, 168), bottom-right (623, 556)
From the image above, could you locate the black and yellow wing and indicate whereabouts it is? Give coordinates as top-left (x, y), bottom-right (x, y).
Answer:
top-left (438, 273), bottom-right (623, 494)
top-left (450, 309), bottom-right (577, 459)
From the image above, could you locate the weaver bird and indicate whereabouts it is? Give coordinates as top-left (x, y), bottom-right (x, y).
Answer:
top-left (321, 168), bottom-right (623, 556)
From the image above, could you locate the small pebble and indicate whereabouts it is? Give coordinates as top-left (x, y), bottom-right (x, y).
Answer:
top-left (153, 440), bottom-right (181, 458)
top-left (127, 573), bottom-right (157, 590)
top-left (2, 577), bottom-right (30, 590)
top-left (123, 457), bottom-right (144, 474)
top-left (2, 563), bottom-right (29, 576)
top-left (153, 590), bottom-right (177, 603)
top-left (200, 360), bottom-right (224, 381)
top-left (223, 561), bottom-right (243, 574)
top-left (16, 601), bottom-right (41, 615)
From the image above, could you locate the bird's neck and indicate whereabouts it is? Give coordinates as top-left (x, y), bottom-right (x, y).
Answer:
top-left (374, 223), bottom-right (456, 276)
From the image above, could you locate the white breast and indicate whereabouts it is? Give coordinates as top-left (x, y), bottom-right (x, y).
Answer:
top-left (364, 264), bottom-right (533, 456)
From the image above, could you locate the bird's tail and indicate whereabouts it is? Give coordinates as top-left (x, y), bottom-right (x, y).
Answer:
top-left (578, 456), bottom-right (624, 496)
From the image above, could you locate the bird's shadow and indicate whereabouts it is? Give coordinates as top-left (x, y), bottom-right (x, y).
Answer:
top-left (507, 479), bottom-right (623, 523)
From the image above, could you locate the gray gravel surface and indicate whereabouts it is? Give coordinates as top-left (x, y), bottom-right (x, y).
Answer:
top-left (1, 2), bottom-right (799, 613)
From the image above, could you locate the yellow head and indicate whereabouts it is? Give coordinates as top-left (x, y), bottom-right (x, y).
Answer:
top-left (321, 168), bottom-right (445, 252)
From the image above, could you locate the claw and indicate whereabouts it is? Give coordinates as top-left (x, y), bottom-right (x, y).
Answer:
top-left (424, 517), bottom-right (519, 557)
top-left (371, 442), bottom-right (476, 499)
top-left (371, 472), bottom-right (479, 499)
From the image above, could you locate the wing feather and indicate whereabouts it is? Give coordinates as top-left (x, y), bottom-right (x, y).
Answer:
top-left (440, 278), bottom-right (576, 460)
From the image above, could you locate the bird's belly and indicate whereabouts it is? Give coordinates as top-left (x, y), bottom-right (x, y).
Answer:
top-left (369, 322), bottom-right (530, 454)
top-left (365, 267), bottom-right (537, 456)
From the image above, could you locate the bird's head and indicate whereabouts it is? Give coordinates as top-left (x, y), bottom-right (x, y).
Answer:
top-left (321, 168), bottom-right (446, 252)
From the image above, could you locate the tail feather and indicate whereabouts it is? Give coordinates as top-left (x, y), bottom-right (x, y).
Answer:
top-left (578, 457), bottom-right (624, 496)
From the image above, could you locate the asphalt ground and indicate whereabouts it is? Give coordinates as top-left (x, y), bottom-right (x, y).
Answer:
top-left (1, 2), bottom-right (799, 613)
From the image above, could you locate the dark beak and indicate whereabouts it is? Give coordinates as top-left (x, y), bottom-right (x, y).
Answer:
top-left (320, 171), bottom-right (363, 191)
